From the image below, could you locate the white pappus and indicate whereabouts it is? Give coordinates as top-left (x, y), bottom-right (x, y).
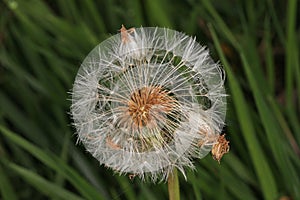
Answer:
top-left (71, 26), bottom-right (227, 182)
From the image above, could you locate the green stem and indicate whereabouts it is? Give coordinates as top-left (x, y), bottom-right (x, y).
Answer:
top-left (168, 168), bottom-right (180, 200)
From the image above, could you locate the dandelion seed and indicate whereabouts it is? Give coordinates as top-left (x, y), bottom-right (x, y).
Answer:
top-left (71, 26), bottom-right (227, 181)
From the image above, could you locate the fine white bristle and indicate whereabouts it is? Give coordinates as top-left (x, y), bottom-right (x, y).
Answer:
top-left (71, 27), bottom-right (227, 182)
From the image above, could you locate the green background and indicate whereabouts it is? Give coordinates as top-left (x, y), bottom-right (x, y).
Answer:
top-left (0, 0), bottom-right (299, 199)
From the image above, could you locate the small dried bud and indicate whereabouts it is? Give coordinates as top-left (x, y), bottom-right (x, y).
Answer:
top-left (211, 134), bottom-right (230, 163)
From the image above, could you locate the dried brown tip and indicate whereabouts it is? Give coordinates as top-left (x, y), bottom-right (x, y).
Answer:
top-left (197, 125), bottom-right (218, 147)
top-left (106, 136), bottom-right (121, 150)
top-left (211, 134), bottom-right (230, 163)
top-left (129, 174), bottom-right (136, 180)
top-left (120, 24), bottom-right (135, 43)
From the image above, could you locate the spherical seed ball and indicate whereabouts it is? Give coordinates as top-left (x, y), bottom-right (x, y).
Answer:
top-left (71, 27), bottom-right (227, 181)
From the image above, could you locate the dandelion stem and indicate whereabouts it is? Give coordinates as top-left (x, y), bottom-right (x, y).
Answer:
top-left (168, 168), bottom-right (180, 200)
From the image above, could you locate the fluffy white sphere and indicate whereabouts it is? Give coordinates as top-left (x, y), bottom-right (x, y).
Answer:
top-left (71, 27), bottom-right (226, 181)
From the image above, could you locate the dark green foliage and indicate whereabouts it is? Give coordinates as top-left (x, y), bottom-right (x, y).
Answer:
top-left (0, 0), bottom-right (299, 199)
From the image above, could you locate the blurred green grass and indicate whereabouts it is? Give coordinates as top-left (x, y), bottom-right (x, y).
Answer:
top-left (0, 0), bottom-right (299, 199)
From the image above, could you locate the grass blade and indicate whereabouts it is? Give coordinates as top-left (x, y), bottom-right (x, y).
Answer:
top-left (0, 162), bottom-right (17, 200)
top-left (285, 0), bottom-right (298, 111)
top-left (144, 0), bottom-right (173, 28)
top-left (209, 25), bottom-right (278, 200)
top-left (8, 162), bottom-right (84, 200)
top-left (0, 126), bottom-right (105, 200)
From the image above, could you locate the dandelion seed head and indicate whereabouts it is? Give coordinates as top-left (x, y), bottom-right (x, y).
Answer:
top-left (71, 27), bottom-right (227, 181)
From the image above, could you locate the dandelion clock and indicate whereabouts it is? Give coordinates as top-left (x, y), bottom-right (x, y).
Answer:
top-left (71, 26), bottom-right (229, 193)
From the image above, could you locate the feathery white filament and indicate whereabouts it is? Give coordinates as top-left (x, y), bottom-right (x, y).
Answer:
top-left (71, 27), bottom-right (226, 181)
